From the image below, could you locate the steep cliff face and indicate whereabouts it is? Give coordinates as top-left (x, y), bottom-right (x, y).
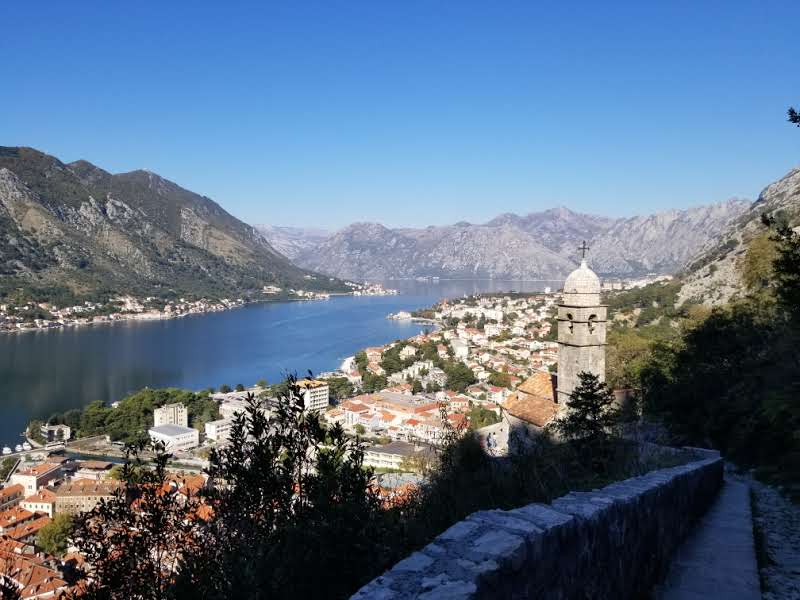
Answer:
top-left (0, 147), bottom-right (344, 300)
top-left (275, 203), bottom-right (749, 282)
top-left (253, 225), bottom-right (331, 260)
top-left (679, 166), bottom-right (800, 306)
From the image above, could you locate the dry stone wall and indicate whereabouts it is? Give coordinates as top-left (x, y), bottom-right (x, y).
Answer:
top-left (352, 448), bottom-right (722, 600)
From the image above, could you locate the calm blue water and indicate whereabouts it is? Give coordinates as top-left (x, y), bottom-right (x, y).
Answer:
top-left (0, 280), bottom-right (556, 446)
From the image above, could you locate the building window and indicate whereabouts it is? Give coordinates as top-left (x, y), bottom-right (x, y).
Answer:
top-left (588, 314), bottom-right (597, 333)
top-left (566, 313), bottom-right (574, 333)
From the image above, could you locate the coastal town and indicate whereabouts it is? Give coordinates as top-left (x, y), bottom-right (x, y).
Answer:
top-left (0, 282), bottom-right (397, 333)
top-left (0, 286), bottom-right (564, 597)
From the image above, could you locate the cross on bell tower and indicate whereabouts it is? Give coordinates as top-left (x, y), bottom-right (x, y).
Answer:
top-left (577, 240), bottom-right (590, 259)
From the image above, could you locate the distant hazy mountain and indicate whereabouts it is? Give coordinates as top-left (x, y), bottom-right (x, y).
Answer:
top-left (260, 203), bottom-right (749, 281)
top-left (253, 225), bottom-right (331, 260)
top-left (0, 147), bottom-right (346, 301)
top-left (679, 166), bottom-right (800, 305)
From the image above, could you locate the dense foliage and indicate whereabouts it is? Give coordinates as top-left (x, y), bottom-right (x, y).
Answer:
top-left (43, 388), bottom-right (219, 444)
top-left (629, 216), bottom-right (800, 491)
top-left (36, 513), bottom-right (74, 557)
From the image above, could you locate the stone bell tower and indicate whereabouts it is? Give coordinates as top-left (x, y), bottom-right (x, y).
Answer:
top-left (556, 242), bottom-right (606, 405)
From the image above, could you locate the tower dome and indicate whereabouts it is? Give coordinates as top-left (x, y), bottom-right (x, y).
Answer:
top-left (563, 259), bottom-right (601, 295)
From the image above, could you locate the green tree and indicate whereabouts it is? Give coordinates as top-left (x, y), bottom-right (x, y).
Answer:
top-left (411, 379), bottom-right (423, 394)
top-left (467, 406), bottom-right (500, 430)
top-left (443, 362), bottom-right (476, 392)
top-left (741, 233), bottom-right (778, 295)
top-left (173, 385), bottom-right (385, 599)
top-left (36, 513), bottom-right (74, 557)
top-left (219, 384), bottom-right (232, 394)
top-left (550, 372), bottom-right (618, 445)
top-left (70, 441), bottom-right (203, 600)
top-left (235, 384), bottom-right (245, 392)
top-left (354, 424), bottom-right (366, 436)
top-left (255, 379), bottom-right (268, 388)
top-left (487, 371), bottom-right (511, 388)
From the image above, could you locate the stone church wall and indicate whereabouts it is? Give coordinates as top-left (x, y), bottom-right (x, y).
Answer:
top-left (351, 447), bottom-right (722, 600)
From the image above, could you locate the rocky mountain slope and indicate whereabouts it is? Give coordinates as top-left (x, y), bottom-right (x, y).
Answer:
top-left (678, 166), bottom-right (800, 306)
top-left (0, 147), bottom-right (345, 302)
top-left (253, 225), bottom-right (331, 260)
top-left (267, 203), bottom-right (748, 282)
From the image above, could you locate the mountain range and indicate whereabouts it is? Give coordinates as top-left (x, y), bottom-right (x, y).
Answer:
top-left (259, 202), bottom-right (750, 282)
top-left (0, 147), bottom-right (345, 303)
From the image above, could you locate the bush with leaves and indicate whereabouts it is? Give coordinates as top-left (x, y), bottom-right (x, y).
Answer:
top-left (69, 442), bottom-right (205, 600)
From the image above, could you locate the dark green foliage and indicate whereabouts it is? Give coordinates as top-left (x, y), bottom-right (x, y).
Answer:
top-left (353, 351), bottom-right (368, 373)
top-left (467, 405), bottom-right (501, 429)
top-left (218, 384), bottom-right (231, 393)
top-left (70, 441), bottom-right (202, 600)
top-left (443, 361), bottom-right (476, 392)
top-left (0, 458), bottom-right (16, 481)
top-left (488, 370), bottom-right (512, 388)
top-left (411, 379), bottom-right (423, 394)
top-left (52, 388), bottom-right (219, 443)
top-left (234, 384), bottom-right (245, 392)
top-left (379, 343), bottom-right (415, 375)
top-left (550, 372), bottom-right (618, 445)
top-left (362, 372), bottom-right (388, 393)
top-left (36, 513), bottom-right (74, 557)
top-left (638, 215), bottom-right (800, 491)
top-left (788, 106), bottom-right (800, 127)
top-left (326, 377), bottom-right (355, 401)
top-left (174, 381), bottom-right (387, 599)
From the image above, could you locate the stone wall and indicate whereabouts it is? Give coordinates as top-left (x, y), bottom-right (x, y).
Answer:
top-left (352, 448), bottom-right (723, 600)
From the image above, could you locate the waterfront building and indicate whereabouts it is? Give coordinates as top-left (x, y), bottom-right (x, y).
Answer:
top-left (149, 424), bottom-right (199, 452)
top-left (10, 463), bottom-right (62, 495)
top-left (296, 379), bottom-right (330, 412)
top-left (153, 403), bottom-right (189, 428)
top-left (39, 423), bottom-right (71, 442)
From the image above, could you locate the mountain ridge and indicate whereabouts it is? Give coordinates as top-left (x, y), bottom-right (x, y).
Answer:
top-left (0, 146), bottom-right (346, 303)
top-left (261, 202), bottom-right (749, 281)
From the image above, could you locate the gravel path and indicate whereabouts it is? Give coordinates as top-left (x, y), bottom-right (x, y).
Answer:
top-left (745, 474), bottom-right (800, 599)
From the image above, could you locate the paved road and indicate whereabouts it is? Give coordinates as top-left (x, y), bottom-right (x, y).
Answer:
top-left (657, 479), bottom-right (761, 599)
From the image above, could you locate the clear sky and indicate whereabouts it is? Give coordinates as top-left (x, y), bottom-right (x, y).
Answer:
top-left (2, 1), bottom-right (797, 229)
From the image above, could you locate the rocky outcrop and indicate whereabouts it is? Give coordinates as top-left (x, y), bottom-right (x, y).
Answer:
top-left (679, 166), bottom-right (800, 306)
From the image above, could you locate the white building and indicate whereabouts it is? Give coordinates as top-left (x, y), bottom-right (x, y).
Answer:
top-left (153, 403), bottom-right (189, 428)
top-left (148, 424), bottom-right (199, 452)
top-left (10, 463), bottom-right (62, 495)
top-left (205, 418), bottom-right (233, 443)
top-left (450, 339), bottom-right (469, 360)
top-left (296, 380), bottom-right (330, 412)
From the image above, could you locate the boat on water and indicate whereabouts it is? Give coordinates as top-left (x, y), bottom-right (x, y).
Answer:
top-left (1, 447), bottom-right (11, 455)
top-left (14, 444), bottom-right (23, 453)
top-left (22, 442), bottom-right (32, 451)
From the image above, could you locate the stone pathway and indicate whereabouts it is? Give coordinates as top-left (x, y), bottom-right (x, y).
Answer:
top-left (748, 476), bottom-right (800, 600)
top-left (656, 479), bottom-right (761, 599)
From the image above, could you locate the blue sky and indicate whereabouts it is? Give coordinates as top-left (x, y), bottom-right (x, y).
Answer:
top-left (2, 1), bottom-right (797, 229)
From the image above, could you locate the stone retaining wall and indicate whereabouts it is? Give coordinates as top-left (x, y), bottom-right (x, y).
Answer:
top-left (352, 448), bottom-right (723, 600)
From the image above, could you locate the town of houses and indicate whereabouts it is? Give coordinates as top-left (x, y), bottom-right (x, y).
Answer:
top-left (0, 291), bottom-right (558, 597)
